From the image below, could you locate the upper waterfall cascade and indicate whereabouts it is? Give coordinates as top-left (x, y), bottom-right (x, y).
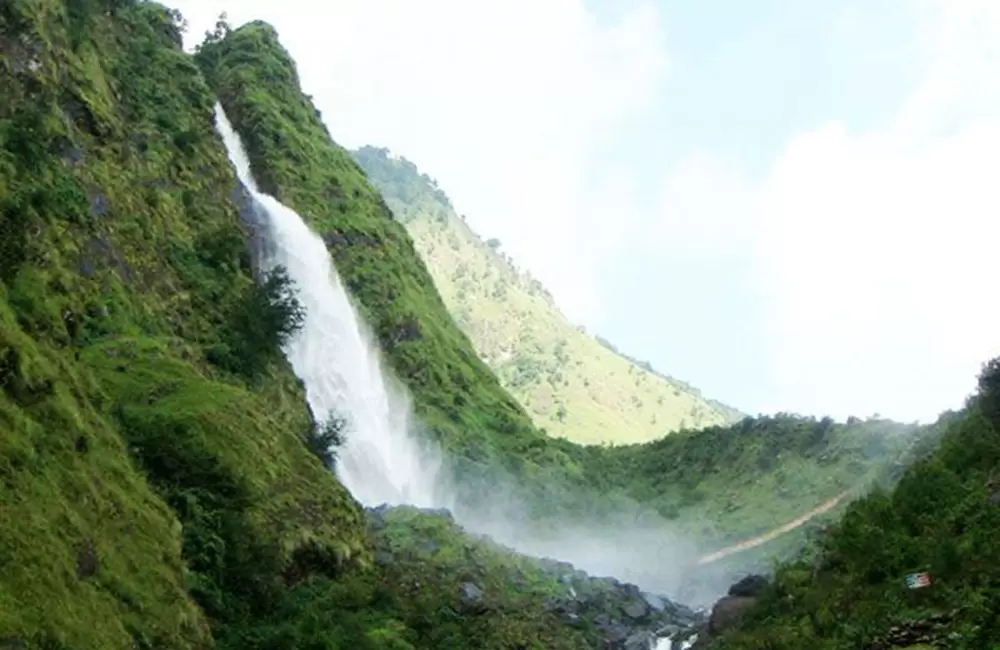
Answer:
top-left (213, 104), bottom-right (448, 510)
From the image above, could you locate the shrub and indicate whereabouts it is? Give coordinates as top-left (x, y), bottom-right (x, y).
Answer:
top-left (209, 265), bottom-right (305, 381)
top-left (304, 412), bottom-right (348, 468)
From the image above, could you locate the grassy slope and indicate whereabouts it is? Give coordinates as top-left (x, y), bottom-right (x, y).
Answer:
top-left (350, 146), bottom-right (740, 444)
top-left (0, 2), bottom-right (368, 646)
top-left (579, 415), bottom-right (932, 547)
top-left (709, 369), bottom-right (1000, 650)
top-left (192, 20), bottom-right (934, 559)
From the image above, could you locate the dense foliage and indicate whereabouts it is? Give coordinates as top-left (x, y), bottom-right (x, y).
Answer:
top-left (708, 364), bottom-right (1000, 649)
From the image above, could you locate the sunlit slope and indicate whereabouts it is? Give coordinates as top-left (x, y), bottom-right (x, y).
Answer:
top-left (352, 146), bottom-right (743, 444)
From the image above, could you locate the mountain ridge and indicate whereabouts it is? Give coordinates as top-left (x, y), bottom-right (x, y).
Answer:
top-left (351, 144), bottom-right (745, 444)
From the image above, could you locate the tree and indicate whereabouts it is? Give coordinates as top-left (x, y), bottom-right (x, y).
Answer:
top-left (304, 412), bottom-right (348, 468)
top-left (208, 265), bottom-right (305, 381)
top-left (977, 356), bottom-right (1000, 427)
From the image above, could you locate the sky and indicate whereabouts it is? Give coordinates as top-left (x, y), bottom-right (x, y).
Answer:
top-left (170, 0), bottom-right (1000, 423)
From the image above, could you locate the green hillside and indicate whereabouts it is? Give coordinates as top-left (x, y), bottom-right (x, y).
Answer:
top-left (351, 145), bottom-right (743, 444)
top-left (707, 366), bottom-right (1000, 650)
top-left (0, 2), bottom-right (367, 645)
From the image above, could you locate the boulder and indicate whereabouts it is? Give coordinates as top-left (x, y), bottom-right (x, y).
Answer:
top-left (707, 596), bottom-right (757, 636)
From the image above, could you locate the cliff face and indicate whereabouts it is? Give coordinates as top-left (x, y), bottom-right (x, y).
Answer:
top-left (0, 2), bottom-right (367, 647)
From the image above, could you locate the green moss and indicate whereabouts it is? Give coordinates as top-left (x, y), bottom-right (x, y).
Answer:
top-left (0, 295), bottom-right (210, 649)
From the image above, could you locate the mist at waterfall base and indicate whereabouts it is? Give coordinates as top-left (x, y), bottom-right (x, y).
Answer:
top-left (212, 104), bottom-right (733, 618)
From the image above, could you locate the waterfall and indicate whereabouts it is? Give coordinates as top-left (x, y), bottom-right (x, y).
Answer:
top-left (212, 104), bottom-right (701, 649)
top-left (212, 104), bottom-right (448, 510)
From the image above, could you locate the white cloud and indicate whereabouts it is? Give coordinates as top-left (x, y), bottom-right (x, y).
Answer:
top-left (169, 0), bottom-right (668, 326)
top-left (168, 0), bottom-right (1000, 422)
top-left (654, 0), bottom-right (1000, 421)
top-left (646, 153), bottom-right (758, 262)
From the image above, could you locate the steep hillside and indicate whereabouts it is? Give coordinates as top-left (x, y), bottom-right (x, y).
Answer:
top-left (351, 145), bottom-right (742, 444)
top-left (706, 365), bottom-right (1000, 650)
top-left (193, 20), bottom-right (567, 490)
top-left (0, 2), bottom-right (368, 646)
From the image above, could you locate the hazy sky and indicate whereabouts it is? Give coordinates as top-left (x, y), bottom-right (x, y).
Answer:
top-left (170, 0), bottom-right (1000, 423)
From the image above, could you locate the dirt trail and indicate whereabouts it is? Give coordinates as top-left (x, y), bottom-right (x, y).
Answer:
top-left (696, 489), bottom-right (852, 566)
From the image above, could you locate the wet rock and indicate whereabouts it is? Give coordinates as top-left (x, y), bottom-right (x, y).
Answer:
top-left (707, 596), bottom-right (756, 635)
top-left (90, 193), bottom-right (108, 217)
top-left (63, 143), bottom-right (84, 165)
top-left (425, 507), bottom-right (454, 521)
top-left (988, 474), bottom-right (1000, 505)
top-left (642, 592), bottom-right (669, 612)
top-left (459, 581), bottom-right (484, 605)
top-left (624, 630), bottom-right (656, 650)
top-left (322, 230), bottom-right (380, 249)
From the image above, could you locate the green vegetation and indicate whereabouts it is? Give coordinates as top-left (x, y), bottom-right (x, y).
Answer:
top-left (0, 2), bottom-right (371, 646)
top-left (352, 145), bottom-right (743, 444)
top-left (6, 4), bottom-right (994, 650)
top-left (577, 414), bottom-right (931, 546)
top-left (707, 364), bottom-right (1000, 649)
top-left (0, 4), bottom-right (708, 648)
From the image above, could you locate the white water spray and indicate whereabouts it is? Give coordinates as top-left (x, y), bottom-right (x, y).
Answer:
top-left (213, 104), bottom-right (447, 509)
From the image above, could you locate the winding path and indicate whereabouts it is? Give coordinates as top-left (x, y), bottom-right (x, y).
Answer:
top-left (696, 489), bottom-right (852, 566)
